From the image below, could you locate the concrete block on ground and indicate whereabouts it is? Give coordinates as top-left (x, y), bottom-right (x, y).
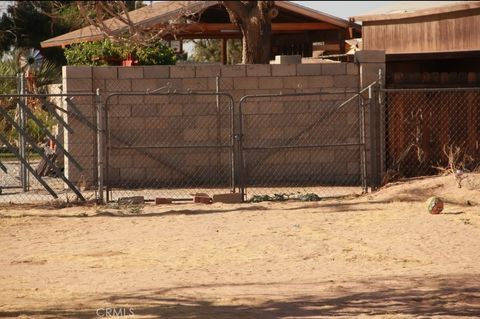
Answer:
top-left (212, 193), bottom-right (243, 203)
top-left (155, 197), bottom-right (173, 204)
top-left (118, 196), bottom-right (145, 205)
top-left (193, 193), bottom-right (213, 204)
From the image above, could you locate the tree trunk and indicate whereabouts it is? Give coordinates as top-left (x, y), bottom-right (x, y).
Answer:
top-left (222, 1), bottom-right (274, 64)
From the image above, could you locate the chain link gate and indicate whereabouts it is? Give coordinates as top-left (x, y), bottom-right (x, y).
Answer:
top-left (0, 91), bottom-right (100, 203)
top-left (104, 91), bottom-right (236, 202)
top-left (237, 89), bottom-right (370, 201)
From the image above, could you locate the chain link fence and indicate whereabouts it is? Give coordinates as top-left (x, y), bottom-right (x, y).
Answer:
top-left (382, 87), bottom-right (480, 181)
top-left (0, 89), bottom-right (99, 203)
top-left (238, 90), bottom-right (368, 201)
top-left (104, 91), bottom-right (235, 201)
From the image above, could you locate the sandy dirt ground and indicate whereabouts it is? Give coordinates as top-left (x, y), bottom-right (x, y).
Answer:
top-left (0, 173), bottom-right (479, 319)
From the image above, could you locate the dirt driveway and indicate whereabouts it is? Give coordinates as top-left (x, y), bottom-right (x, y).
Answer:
top-left (1, 174), bottom-right (479, 318)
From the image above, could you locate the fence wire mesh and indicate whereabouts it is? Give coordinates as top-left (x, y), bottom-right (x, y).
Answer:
top-left (238, 90), bottom-right (367, 201)
top-left (383, 88), bottom-right (480, 180)
top-left (104, 92), bottom-right (235, 201)
top-left (0, 92), bottom-right (98, 203)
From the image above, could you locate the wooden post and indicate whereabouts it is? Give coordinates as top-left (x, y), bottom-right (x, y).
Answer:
top-left (221, 38), bottom-right (227, 65)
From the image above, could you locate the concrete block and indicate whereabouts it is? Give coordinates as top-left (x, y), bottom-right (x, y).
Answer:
top-left (321, 63), bottom-right (346, 75)
top-left (360, 63), bottom-right (385, 87)
top-left (346, 63), bottom-right (359, 75)
top-left (308, 75), bottom-right (334, 88)
top-left (274, 55), bottom-right (301, 64)
top-left (118, 66), bottom-right (144, 79)
top-left (271, 64), bottom-right (296, 76)
top-left (170, 65), bottom-right (195, 78)
top-left (106, 79), bottom-right (131, 92)
top-left (212, 193), bottom-right (243, 203)
top-left (155, 197), bottom-right (173, 204)
top-left (144, 65), bottom-right (170, 78)
top-left (219, 77), bottom-right (234, 90)
top-left (183, 78), bottom-right (209, 90)
top-left (258, 77), bottom-right (283, 89)
top-left (63, 66), bottom-right (92, 79)
top-left (183, 129), bottom-right (209, 142)
top-left (118, 196), bottom-right (145, 205)
top-left (93, 67), bottom-right (118, 79)
top-left (158, 103), bottom-right (183, 116)
top-left (221, 65), bottom-right (246, 77)
top-left (193, 193), bottom-right (213, 204)
top-left (234, 77), bottom-right (259, 89)
top-left (283, 76), bottom-right (308, 90)
top-left (354, 50), bottom-right (386, 63)
top-left (131, 79), bottom-right (158, 92)
top-left (65, 79), bottom-right (92, 92)
top-left (120, 167), bottom-right (146, 181)
top-left (297, 64), bottom-right (322, 76)
top-left (92, 79), bottom-right (105, 91)
top-left (246, 64), bottom-right (271, 77)
top-left (334, 75), bottom-right (359, 88)
top-left (107, 104), bottom-right (131, 118)
top-left (131, 104), bottom-right (156, 117)
top-left (195, 65), bottom-right (221, 77)
top-left (118, 95), bottom-right (143, 105)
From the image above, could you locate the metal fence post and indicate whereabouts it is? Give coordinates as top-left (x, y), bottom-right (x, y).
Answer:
top-left (359, 93), bottom-right (368, 193)
top-left (17, 73), bottom-right (28, 192)
top-left (96, 89), bottom-right (104, 203)
top-left (369, 85), bottom-right (379, 190)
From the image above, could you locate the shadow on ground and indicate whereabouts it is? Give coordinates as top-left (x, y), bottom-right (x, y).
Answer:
top-left (1, 274), bottom-right (479, 318)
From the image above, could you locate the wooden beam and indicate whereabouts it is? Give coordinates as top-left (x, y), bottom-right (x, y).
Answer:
top-left (171, 22), bottom-right (340, 34)
top-left (221, 38), bottom-right (227, 65)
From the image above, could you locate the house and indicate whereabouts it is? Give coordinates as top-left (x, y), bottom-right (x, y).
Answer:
top-left (40, 1), bottom-right (361, 63)
top-left (351, 1), bottom-right (480, 88)
top-left (351, 1), bottom-right (480, 178)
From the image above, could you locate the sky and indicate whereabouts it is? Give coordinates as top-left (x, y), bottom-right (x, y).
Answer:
top-left (292, 1), bottom-right (394, 20)
top-left (0, 1), bottom-right (395, 20)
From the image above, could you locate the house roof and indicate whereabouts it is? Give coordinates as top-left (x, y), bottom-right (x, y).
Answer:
top-left (351, 1), bottom-right (480, 22)
top-left (41, 1), bottom-right (358, 48)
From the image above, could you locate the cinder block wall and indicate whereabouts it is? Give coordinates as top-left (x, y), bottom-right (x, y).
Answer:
top-left (63, 62), bottom-right (368, 188)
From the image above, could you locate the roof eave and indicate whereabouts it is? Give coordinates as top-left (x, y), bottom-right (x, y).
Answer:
top-left (351, 1), bottom-right (480, 22)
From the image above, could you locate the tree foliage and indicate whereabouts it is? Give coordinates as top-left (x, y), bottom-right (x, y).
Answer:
top-left (64, 39), bottom-right (176, 66)
top-left (190, 39), bottom-right (243, 64)
top-left (0, 1), bottom-right (85, 65)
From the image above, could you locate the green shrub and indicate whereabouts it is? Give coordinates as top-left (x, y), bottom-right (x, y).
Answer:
top-left (64, 39), bottom-right (176, 66)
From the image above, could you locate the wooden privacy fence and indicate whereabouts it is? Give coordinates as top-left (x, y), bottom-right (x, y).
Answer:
top-left (382, 87), bottom-right (480, 178)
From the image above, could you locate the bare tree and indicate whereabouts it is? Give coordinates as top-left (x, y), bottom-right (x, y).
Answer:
top-left (75, 1), bottom-right (276, 64)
